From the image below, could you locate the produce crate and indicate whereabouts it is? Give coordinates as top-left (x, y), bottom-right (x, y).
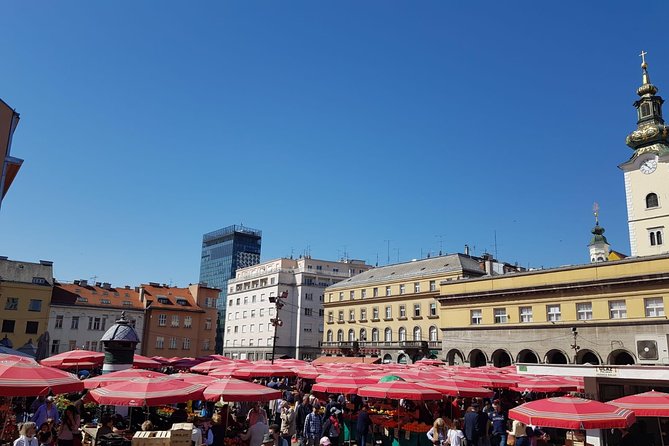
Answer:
top-left (132, 431), bottom-right (171, 446)
top-left (170, 423), bottom-right (193, 446)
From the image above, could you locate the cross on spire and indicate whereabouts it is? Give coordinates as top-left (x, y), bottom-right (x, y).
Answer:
top-left (640, 50), bottom-right (648, 66)
top-left (593, 202), bottom-right (600, 225)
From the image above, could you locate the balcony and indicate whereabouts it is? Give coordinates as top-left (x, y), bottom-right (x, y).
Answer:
top-left (320, 340), bottom-right (441, 350)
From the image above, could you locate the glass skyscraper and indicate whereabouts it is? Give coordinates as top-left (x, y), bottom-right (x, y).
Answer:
top-left (199, 225), bottom-right (262, 353)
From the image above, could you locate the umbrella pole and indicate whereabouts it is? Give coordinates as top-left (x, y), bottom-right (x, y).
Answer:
top-left (659, 417), bottom-right (665, 446)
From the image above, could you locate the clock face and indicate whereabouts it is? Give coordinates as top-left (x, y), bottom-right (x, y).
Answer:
top-left (640, 159), bottom-right (658, 174)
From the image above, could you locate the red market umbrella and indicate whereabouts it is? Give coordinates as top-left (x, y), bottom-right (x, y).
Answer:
top-left (171, 357), bottom-right (202, 369)
top-left (191, 360), bottom-right (236, 374)
top-left (357, 381), bottom-right (443, 400)
top-left (84, 369), bottom-right (167, 389)
top-left (412, 359), bottom-right (445, 367)
top-left (133, 354), bottom-right (161, 369)
top-left (165, 373), bottom-right (220, 386)
top-left (232, 365), bottom-right (296, 379)
top-left (457, 371), bottom-right (517, 388)
top-left (40, 350), bottom-right (104, 369)
top-left (0, 354), bottom-right (36, 364)
top-left (417, 379), bottom-right (495, 398)
top-left (508, 396), bottom-right (635, 430)
top-left (203, 377), bottom-right (282, 402)
top-left (511, 377), bottom-right (577, 393)
top-left (608, 390), bottom-right (669, 417)
top-left (88, 376), bottom-right (205, 406)
top-left (381, 370), bottom-right (452, 382)
top-left (293, 366), bottom-right (320, 380)
top-left (312, 376), bottom-right (378, 394)
top-left (209, 365), bottom-right (242, 378)
top-left (315, 370), bottom-right (365, 381)
top-left (0, 360), bottom-right (84, 396)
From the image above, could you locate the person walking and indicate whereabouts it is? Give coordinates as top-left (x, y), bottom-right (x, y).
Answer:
top-left (446, 419), bottom-right (465, 446)
top-left (355, 404), bottom-right (372, 446)
top-left (508, 419), bottom-right (528, 446)
top-left (463, 404), bottom-right (483, 446)
top-left (14, 422), bottom-right (38, 446)
top-left (488, 400), bottom-right (507, 446)
top-left (303, 404), bottom-right (323, 446)
top-left (57, 406), bottom-right (80, 446)
top-left (32, 397), bottom-right (59, 428)
top-left (426, 418), bottom-right (447, 445)
top-left (280, 401), bottom-right (296, 445)
top-left (322, 409), bottom-right (341, 446)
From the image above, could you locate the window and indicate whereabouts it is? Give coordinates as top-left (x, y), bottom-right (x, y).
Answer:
top-left (229, 299), bottom-right (233, 307)
top-left (494, 308), bottom-right (508, 324)
top-left (372, 307), bottom-right (379, 320)
top-left (412, 326), bottom-right (421, 341)
top-left (252, 295), bottom-right (256, 303)
top-left (169, 337), bottom-right (177, 349)
top-left (647, 193), bottom-right (659, 208)
top-left (385, 306), bottom-right (392, 319)
top-left (429, 302), bottom-right (437, 317)
top-left (327, 330), bottom-right (333, 342)
top-left (26, 321), bottom-right (39, 334)
top-left (372, 328), bottom-right (379, 342)
top-left (68, 340), bottom-right (76, 351)
top-left (203, 339), bottom-right (210, 351)
top-left (546, 305), bottom-right (561, 322)
top-left (373, 287), bottom-right (379, 297)
top-left (100, 299), bottom-right (111, 304)
top-left (319, 308), bottom-right (324, 317)
top-left (267, 308), bottom-right (273, 316)
top-left (645, 297), bottom-right (665, 317)
top-left (55, 315), bottom-right (63, 329)
top-left (304, 308), bottom-right (313, 316)
top-left (90, 341), bottom-right (98, 351)
top-left (243, 310), bottom-right (248, 318)
top-left (205, 318), bottom-right (212, 330)
top-left (350, 291), bottom-right (355, 300)
top-left (259, 309), bottom-right (264, 317)
top-left (71, 316), bottom-right (79, 330)
top-left (2, 320), bottom-right (15, 333)
top-left (429, 280), bottom-right (436, 292)
top-left (359, 328), bottom-right (367, 341)
top-left (576, 302), bottom-right (593, 321)
top-left (609, 300), bottom-right (627, 319)
top-left (260, 294), bottom-right (265, 302)
top-left (28, 299), bottom-right (42, 312)
top-left (243, 296), bottom-right (248, 305)
top-left (259, 323), bottom-right (263, 332)
top-left (171, 315), bottom-right (179, 327)
top-left (156, 336), bottom-right (164, 349)
top-left (361, 289), bottom-right (367, 299)
top-left (348, 329), bottom-right (355, 341)
top-left (385, 286), bottom-right (391, 296)
top-left (241, 325), bottom-right (247, 333)
top-left (519, 306), bottom-right (533, 323)
top-left (398, 327), bottom-right (406, 341)
top-left (158, 314), bottom-right (167, 326)
top-left (414, 304), bottom-right (421, 318)
top-left (360, 308), bottom-right (367, 320)
top-left (234, 326), bottom-right (238, 333)
top-left (429, 326), bottom-right (438, 341)
top-left (328, 312), bottom-right (334, 323)
top-left (236, 298), bottom-right (240, 305)
top-left (123, 301), bottom-right (132, 306)
top-left (384, 327), bottom-right (392, 342)
top-left (305, 293), bottom-right (313, 301)
top-left (5, 298), bottom-right (18, 310)
top-left (337, 330), bottom-right (344, 342)
top-left (650, 228), bottom-right (664, 246)
top-left (338, 311), bottom-right (344, 322)
top-left (184, 316), bottom-right (192, 328)
top-left (339, 292), bottom-right (344, 301)
top-left (399, 305), bottom-right (406, 319)
top-left (399, 284), bottom-right (405, 295)
top-left (349, 309), bottom-right (355, 322)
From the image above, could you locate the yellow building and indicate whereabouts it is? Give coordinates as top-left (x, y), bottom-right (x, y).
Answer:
top-left (436, 253), bottom-right (669, 367)
top-left (321, 253), bottom-right (522, 364)
top-left (0, 257), bottom-right (54, 355)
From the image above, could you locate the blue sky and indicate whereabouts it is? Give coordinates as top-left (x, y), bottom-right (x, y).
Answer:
top-left (1, 1), bottom-right (668, 286)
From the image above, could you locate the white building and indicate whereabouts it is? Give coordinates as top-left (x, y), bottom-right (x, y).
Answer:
top-left (223, 257), bottom-right (371, 360)
top-left (47, 280), bottom-right (146, 355)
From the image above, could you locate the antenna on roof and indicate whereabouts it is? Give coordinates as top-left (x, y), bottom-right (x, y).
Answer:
top-left (494, 230), bottom-right (498, 260)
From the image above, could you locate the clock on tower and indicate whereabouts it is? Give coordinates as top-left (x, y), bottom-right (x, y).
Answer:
top-left (620, 51), bottom-right (669, 256)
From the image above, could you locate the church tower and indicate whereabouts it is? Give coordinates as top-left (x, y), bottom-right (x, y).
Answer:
top-left (621, 52), bottom-right (669, 256)
top-left (589, 204), bottom-right (610, 263)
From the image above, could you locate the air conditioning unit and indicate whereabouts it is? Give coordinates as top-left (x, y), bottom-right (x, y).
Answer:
top-left (635, 335), bottom-right (669, 365)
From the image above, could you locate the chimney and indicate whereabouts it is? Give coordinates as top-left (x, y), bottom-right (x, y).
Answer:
top-left (39, 260), bottom-right (53, 266)
top-left (73, 280), bottom-right (80, 286)
top-left (95, 282), bottom-right (102, 287)
top-left (102, 282), bottom-right (112, 290)
top-left (79, 279), bottom-right (88, 287)
top-left (139, 287), bottom-right (146, 303)
top-left (464, 244), bottom-right (470, 256)
top-left (125, 285), bottom-right (130, 290)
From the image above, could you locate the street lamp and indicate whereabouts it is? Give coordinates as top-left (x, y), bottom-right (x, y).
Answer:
top-left (270, 291), bottom-right (288, 364)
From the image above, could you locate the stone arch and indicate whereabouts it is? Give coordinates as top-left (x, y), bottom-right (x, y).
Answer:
top-left (608, 349), bottom-right (636, 365)
top-left (576, 349), bottom-right (601, 365)
top-left (491, 349), bottom-right (513, 367)
top-left (397, 353), bottom-right (408, 364)
top-left (446, 349), bottom-right (465, 366)
top-left (382, 354), bottom-right (393, 364)
top-left (468, 349), bottom-right (488, 367)
top-left (545, 349), bottom-right (570, 364)
top-left (516, 349), bottom-right (540, 364)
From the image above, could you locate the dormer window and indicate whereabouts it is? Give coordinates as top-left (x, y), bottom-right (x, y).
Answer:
top-left (176, 298), bottom-right (190, 306)
top-left (646, 193), bottom-right (659, 208)
top-left (157, 297), bottom-right (171, 305)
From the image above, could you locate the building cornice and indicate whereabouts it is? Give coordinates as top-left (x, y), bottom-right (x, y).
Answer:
top-left (442, 318), bottom-right (669, 331)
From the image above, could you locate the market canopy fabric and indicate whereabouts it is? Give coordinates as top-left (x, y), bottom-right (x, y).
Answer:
top-left (165, 372), bottom-right (220, 386)
top-left (608, 390), bottom-right (669, 417)
top-left (357, 381), bottom-right (443, 400)
top-left (133, 354), bottom-right (162, 369)
top-left (84, 369), bottom-right (167, 389)
top-left (456, 371), bottom-right (517, 388)
top-left (417, 379), bottom-right (495, 398)
top-left (0, 359), bottom-right (84, 396)
top-left (191, 360), bottom-right (236, 374)
top-left (232, 365), bottom-right (296, 379)
top-left (312, 376), bottom-right (378, 394)
top-left (510, 377), bottom-right (578, 393)
top-left (40, 350), bottom-right (104, 369)
top-left (88, 376), bottom-right (205, 406)
top-left (203, 377), bottom-right (282, 402)
top-left (508, 396), bottom-right (636, 430)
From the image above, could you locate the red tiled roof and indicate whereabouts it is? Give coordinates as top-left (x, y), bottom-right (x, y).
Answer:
top-left (141, 284), bottom-right (205, 313)
top-left (53, 281), bottom-right (144, 310)
top-left (312, 356), bottom-right (381, 365)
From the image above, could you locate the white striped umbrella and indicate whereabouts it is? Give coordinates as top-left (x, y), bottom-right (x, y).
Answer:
top-left (83, 369), bottom-right (167, 389)
top-left (203, 377), bottom-right (282, 402)
top-left (0, 359), bottom-right (83, 396)
top-left (88, 376), bottom-right (204, 406)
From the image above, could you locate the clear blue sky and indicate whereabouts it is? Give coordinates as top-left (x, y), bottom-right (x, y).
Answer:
top-left (2, 1), bottom-right (668, 287)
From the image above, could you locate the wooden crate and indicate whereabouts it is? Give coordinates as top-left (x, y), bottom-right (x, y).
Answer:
top-left (169, 423), bottom-right (193, 446)
top-left (132, 431), bottom-right (171, 446)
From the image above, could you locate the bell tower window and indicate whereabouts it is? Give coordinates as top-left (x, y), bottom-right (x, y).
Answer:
top-left (646, 193), bottom-right (659, 208)
top-left (641, 103), bottom-right (651, 117)
top-left (649, 228), bottom-right (664, 246)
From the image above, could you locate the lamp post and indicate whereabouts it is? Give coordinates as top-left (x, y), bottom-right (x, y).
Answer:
top-left (571, 327), bottom-right (580, 363)
top-left (269, 291), bottom-right (288, 364)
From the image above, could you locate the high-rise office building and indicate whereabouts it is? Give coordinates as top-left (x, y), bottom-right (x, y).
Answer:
top-left (199, 225), bottom-right (262, 353)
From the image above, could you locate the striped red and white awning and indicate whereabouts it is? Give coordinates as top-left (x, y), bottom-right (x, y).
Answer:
top-left (88, 376), bottom-right (204, 406)
top-left (0, 359), bottom-right (84, 396)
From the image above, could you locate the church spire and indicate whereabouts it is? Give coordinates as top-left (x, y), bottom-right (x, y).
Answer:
top-left (626, 51), bottom-right (669, 153)
top-left (589, 202), bottom-right (610, 263)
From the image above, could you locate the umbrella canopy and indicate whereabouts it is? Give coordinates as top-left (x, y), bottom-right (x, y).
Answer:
top-left (191, 360), bottom-right (236, 374)
top-left (293, 366), bottom-right (320, 380)
top-left (457, 371), bottom-right (517, 388)
top-left (133, 354), bottom-right (162, 369)
top-left (511, 377), bottom-right (577, 393)
top-left (40, 350), bottom-right (104, 369)
top-left (312, 376), bottom-right (378, 394)
top-left (203, 377), bottom-right (282, 402)
top-left (418, 379), bottom-right (495, 398)
top-left (0, 359), bottom-right (84, 396)
top-left (508, 396), bottom-right (636, 430)
top-left (232, 365), bottom-right (296, 379)
top-left (412, 359), bottom-right (445, 367)
top-left (165, 373), bottom-right (220, 386)
top-left (84, 369), bottom-right (167, 389)
top-left (0, 353), bottom-right (36, 363)
top-left (314, 369), bottom-right (362, 381)
top-left (381, 370), bottom-right (452, 382)
top-left (88, 376), bottom-right (204, 406)
top-left (357, 381), bottom-right (443, 400)
top-left (209, 365), bottom-right (242, 378)
top-left (609, 390), bottom-right (669, 417)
